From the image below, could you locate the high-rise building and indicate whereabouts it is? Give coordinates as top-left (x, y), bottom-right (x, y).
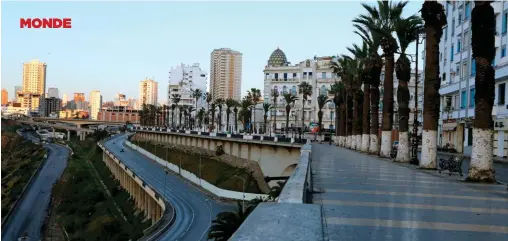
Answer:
top-left (22, 59), bottom-right (47, 95)
top-left (138, 78), bottom-right (158, 108)
top-left (39, 97), bottom-right (62, 117)
top-left (47, 88), bottom-right (59, 98)
top-left (1, 89), bottom-right (8, 105)
top-left (168, 63), bottom-right (208, 109)
top-left (17, 92), bottom-right (42, 114)
top-left (433, 1), bottom-right (508, 155)
top-left (128, 98), bottom-right (138, 110)
top-left (13, 86), bottom-right (22, 102)
top-left (89, 90), bottom-right (102, 120)
top-left (62, 93), bottom-right (68, 107)
top-left (115, 93), bottom-right (129, 106)
top-left (210, 48), bottom-right (242, 101)
top-left (73, 93), bottom-right (86, 110)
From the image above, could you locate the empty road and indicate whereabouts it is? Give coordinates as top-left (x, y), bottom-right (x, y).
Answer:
top-left (104, 134), bottom-right (232, 241)
top-left (1, 133), bottom-right (69, 241)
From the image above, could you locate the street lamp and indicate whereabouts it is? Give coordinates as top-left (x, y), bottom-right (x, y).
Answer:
top-left (233, 175), bottom-right (246, 211)
top-left (410, 28), bottom-right (426, 165)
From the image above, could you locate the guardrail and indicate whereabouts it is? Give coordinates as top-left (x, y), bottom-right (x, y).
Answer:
top-left (133, 126), bottom-right (306, 145)
top-left (98, 135), bottom-right (175, 240)
top-left (277, 144), bottom-right (313, 204)
top-left (126, 140), bottom-right (270, 201)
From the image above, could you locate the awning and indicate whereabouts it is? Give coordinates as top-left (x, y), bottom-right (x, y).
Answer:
top-left (442, 123), bottom-right (457, 131)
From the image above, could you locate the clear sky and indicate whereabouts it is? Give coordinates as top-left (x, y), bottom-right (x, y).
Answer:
top-left (1, 0), bottom-right (424, 103)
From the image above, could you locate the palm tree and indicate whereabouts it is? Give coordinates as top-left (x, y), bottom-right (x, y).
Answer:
top-left (317, 94), bottom-right (331, 137)
top-left (187, 106), bottom-right (196, 129)
top-left (329, 81), bottom-right (345, 146)
top-left (298, 81), bottom-right (312, 136)
top-left (225, 98), bottom-right (237, 133)
top-left (346, 44), bottom-right (368, 150)
top-left (262, 103), bottom-right (272, 134)
top-left (233, 101), bottom-right (240, 133)
top-left (420, 0), bottom-right (446, 168)
top-left (205, 92), bottom-right (212, 130)
top-left (271, 89), bottom-right (280, 134)
top-left (394, 16), bottom-right (423, 162)
top-left (215, 98), bottom-right (225, 132)
top-left (247, 88), bottom-right (262, 134)
top-left (208, 202), bottom-right (256, 241)
top-left (172, 94), bottom-right (181, 128)
top-left (240, 97), bottom-right (252, 132)
top-left (357, 0), bottom-right (408, 156)
top-left (197, 108), bottom-right (205, 130)
top-left (282, 93), bottom-right (298, 135)
top-left (352, 19), bottom-right (384, 154)
top-left (210, 103), bottom-right (217, 132)
top-left (331, 57), bottom-right (352, 147)
top-left (179, 106), bottom-right (184, 129)
top-left (468, 1), bottom-right (496, 182)
top-left (192, 89), bottom-right (203, 129)
top-left (170, 104), bottom-right (176, 129)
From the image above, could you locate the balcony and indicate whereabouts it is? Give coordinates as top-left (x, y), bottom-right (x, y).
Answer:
top-left (268, 78), bottom-right (300, 83)
top-left (439, 80), bottom-right (460, 95)
top-left (316, 78), bottom-right (337, 83)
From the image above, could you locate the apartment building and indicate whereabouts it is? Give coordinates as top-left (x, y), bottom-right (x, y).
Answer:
top-left (22, 59), bottom-right (46, 96)
top-left (437, 1), bottom-right (508, 155)
top-left (138, 78), bottom-right (158, 108)
top-left (89, 90), bottom-right (102, 120)
top-left (167, 63), bottom-right (208, 110)
top-left (39, 97), bottom-right (62, 117)
top-left (210, 48), bottom-right (242, 101)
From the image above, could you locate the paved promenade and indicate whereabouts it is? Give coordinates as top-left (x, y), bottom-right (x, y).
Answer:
top-left (311, 144), bottom-right (508, 241)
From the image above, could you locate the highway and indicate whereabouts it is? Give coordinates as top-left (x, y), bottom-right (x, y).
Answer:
top-left (1, 132), bottom-right (70, 241)
top-left (104, 134), bottom-right (233, 241)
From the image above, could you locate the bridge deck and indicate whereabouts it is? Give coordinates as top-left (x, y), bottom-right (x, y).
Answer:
top-left (311, 144), bottom-right (508, 241)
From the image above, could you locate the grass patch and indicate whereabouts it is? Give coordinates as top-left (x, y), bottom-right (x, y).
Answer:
top-left (132, 139), bottom-right (262, 194)
top-left (1, 129), bottom-right (45, 221)
top-left (51, 138), bottom-right (151, 241)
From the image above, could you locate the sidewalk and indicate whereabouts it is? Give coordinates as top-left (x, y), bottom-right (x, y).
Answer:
top-left (312, 144), bottom-right (508, 241)
top-left (417, 147), bottom-right (508, 165)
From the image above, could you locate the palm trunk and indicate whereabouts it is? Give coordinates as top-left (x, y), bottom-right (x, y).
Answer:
top-left (226, 111), bottom-right (230, 133)
top-left (355, 92), bottom-right (363, 151)
top-left (395, 56), bottom-right (411, 163)
top-left (420, 1), bottom-right (445, 169)
top-left (362, 84), bottom-right (370, 152)
top-left (234, 111), bottom-right (238, 133)
top-left (335, 105), bottom-right (340, 145)
top-left (468, 1), bottom-right (496, 182)
top-left (339, 103), bottom-right (346, 146)
top-left (264, 115), bottom-right (267, 134)
top-left (171, 112), bottom-right (174, 129)
top-left (302, 99), bottom-right (306, 138)
top-left (318, 110), bottom-right (323, 137)
top-left (285, 106), bottom-right (290, 135)
top-left (381, 53), bottom-right (395, 157)
top-left (273, 99), bottom-right (278, 134)
top-left (346, 94), bottom-right (353, 148)
top-left (179, 112), bottom-right (182, 129)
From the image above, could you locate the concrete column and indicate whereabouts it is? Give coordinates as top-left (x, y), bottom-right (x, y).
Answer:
top-left (67, 130), bottom-right (70, 141)
top-left (147, 195), bottom-right (152, 222)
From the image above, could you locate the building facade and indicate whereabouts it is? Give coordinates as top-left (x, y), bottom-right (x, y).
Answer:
top-left (16, 92), bottom-right (42, 114)
top-left (210, 48), bottom-right (242, 101)
top-left (13, 86), bottom-right (22, 102)
top-left (22, 59), bottom-right (47, 96)
top-left (47, 87), bottom-right (59, 98)
top-left (39, 97), bottom-right (62, 117)
top-left (89, 90), bottom-right (102, 120)
top-left (115, 93), bottom-right (129, 107)
top-left (73, 93), bottom-right (87, 110)
top-left (167, 63), bottom-right (208, 110)
top-left (436, 0), bottom-right (508, 155)
top-left (62, 93), bottom-right (68, 107)
top-left (138, 78), bottom-right (158, 108)
top-left (1, 88), bottom-right (8, 105)
top-left (97, 106), bottom-right (140, 123)
top-left (263, 48), bottom-right (339, 132)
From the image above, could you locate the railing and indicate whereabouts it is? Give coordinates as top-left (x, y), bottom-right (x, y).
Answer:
top-left (277, 144), bottom-right (312, 204)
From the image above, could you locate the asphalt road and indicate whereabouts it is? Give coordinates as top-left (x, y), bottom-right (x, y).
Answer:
top-left (2, 133), bottom-right (70, 241)
top-left (104, 134), bottom-right (233, 241)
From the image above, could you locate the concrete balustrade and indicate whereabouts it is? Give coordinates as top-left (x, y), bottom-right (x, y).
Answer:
top-left (133, 127), bottom-right (303, 179)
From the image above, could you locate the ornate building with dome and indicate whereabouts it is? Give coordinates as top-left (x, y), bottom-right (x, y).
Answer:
top-left (262, 48), bottom-right (340, 133)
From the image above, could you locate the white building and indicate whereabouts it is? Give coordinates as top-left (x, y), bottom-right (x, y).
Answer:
top-left (62, 93), bottom-right (68, 107)
top-left (89, 90), bottom-right (102, 120)
top-left (263, 48), bottom-right (339, 133)
top-left (436, 0), bottom-right (508, 155)
top-left (167, 63), bottom-right (208, 110)
top-left (138, 78), bottom-right (158, 109)
top-left (391, 69), bottom-right (424, 133)
top-left (47, 88), bottom-right (59, 98)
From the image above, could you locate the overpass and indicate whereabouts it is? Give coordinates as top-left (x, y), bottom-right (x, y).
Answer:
top-left (16, 120), bottom-right (95, 140)
top-left (32, 117), bottom-right (125, 127)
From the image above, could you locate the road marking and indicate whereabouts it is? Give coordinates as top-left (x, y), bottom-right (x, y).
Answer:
top-left (323, 188), bottom-right (508, 202)
top-left (326, 217), bottom-right (508, 234)
top-left (320, 200), bottom-right (508, 214)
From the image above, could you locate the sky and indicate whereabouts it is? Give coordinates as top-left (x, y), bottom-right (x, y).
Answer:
top-left (1, 0), bottom-right (424, 103)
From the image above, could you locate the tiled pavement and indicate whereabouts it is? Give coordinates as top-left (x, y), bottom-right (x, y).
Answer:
top-left (311, 144), bottom-right (508, 241)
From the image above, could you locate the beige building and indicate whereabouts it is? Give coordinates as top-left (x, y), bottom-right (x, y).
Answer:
top-left (210, 48), bottom-right (242, 101)
top-left (17, 92), bottom-right (42, 113)
top-left (23, 59), bottom-right (47, 95)
top-left (139, 78), bottom-right (158, 108)
top-left (90, 90), bottom-right (102, 120)
top-left (1, 89), bottom-right (8, 105)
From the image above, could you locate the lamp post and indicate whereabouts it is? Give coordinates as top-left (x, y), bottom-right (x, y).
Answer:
top-left (233, 175), bottom-right (246, 211)
top-left (410, 29), bottom-right (426, 165)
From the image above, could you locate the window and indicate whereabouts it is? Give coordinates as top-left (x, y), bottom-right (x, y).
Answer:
top-left (442, 73), bottom-right (446, 82)
top-left (471, 59), bottom-right (476, 75)
top-left (503, 12), bottom-right (507, 34)
top-left (451, 19), bottom-right (455, 35)
top-left (459, 11), bottom-right (462, 23)
top-left (283, 73), bottom-right (288, 81)
top-left (274, 73), bottom-right (279, 80)
top-left (461, 91), bottom-right (467, 109)
top-left (499, 83), bottom-right (506, 105)
top-left (465, 2), bottom-right (470, 20)
top-left (320, 85), bottom-right (327, 95)
top-left (291, 86), bottom-right (297, 95)
top-left (321, 72), bottom-right (326, 78)
top-left (462, 63), bottom-right (468, 79)
top-left (502, 45), bottom-right (507, 58)
top-left (273, 86), bottom-right (278, 94)
top-left (283, 86), bottom-right (288, 94)
top-left (451, 45), bottom-right (454, 61)
top-left (457, 39), bottom-right (461, 52)
top-left (309, 72), bottom-right (313, 77)
top-left (303, 72), bottom-right (307, 79)
top-left (470, 88), bottom-right (475, 107)
top-left (454, 95), bottom-right (459, 109)
top-left (293, 73), bottom-right (297, 78)
top-left (440, 53), bottom-right (443, 61)
top-left (463, 31), bottom-right (469, 48)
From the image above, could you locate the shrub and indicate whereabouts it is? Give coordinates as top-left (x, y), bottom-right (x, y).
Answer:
top-left (215, 145), bottom-right (225, 156)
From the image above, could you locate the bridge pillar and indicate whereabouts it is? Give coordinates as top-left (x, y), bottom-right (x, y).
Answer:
top-left (67, 130), bottom-right (70, 141)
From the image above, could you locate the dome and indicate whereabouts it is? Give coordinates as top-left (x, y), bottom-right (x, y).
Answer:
top-left (268, 48), bottom-right (288, 67)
